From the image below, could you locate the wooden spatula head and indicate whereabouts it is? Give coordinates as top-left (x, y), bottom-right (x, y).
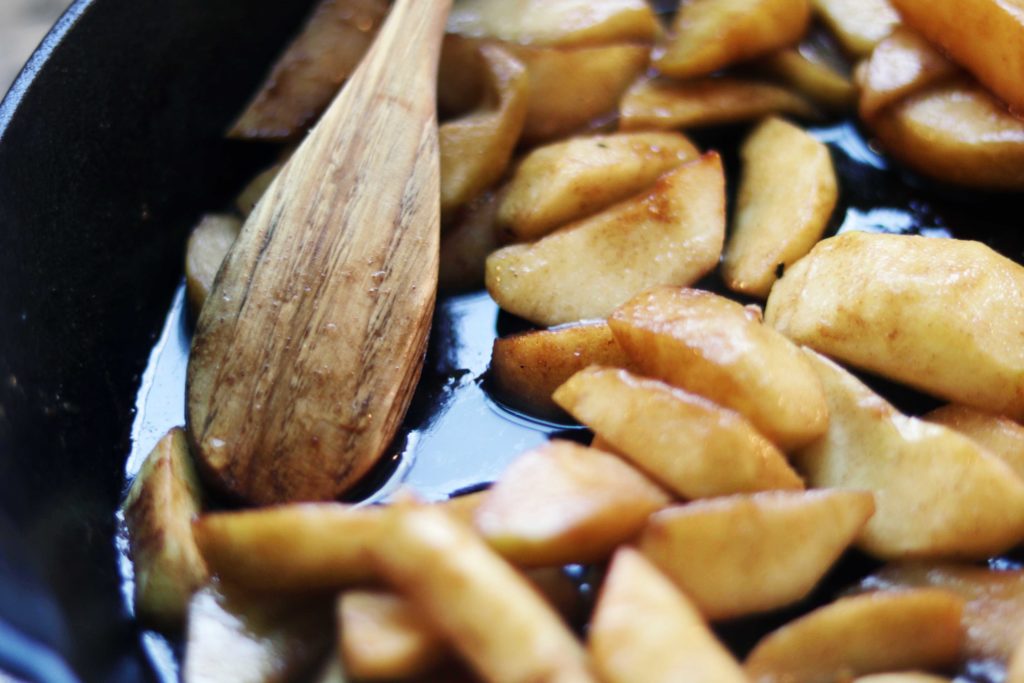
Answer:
top-left (187, 0), bottom-right (451, 504)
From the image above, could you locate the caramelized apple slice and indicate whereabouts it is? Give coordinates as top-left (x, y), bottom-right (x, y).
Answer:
top-left (744, 590), bottom-right (964, 683)
top-left (655, 0), bottom-right (810, 78)
top-left (891, 0), bottom-right (1024, 113)
top-left (639, 491), bottom-right (874, 620)
top-left (553, 367), bottom-right (804, 499)
top-left (229, 0), bottom-right (388, 140)
top-left (620, 77), bottom-right (818, 131)
top-left (491, 321), bottom-right (631, 419)
top-left (924, 404), bottom-right (1024, 481)
top-left (767, 231), bottom-right (1024, 417)
top-left (610, 286), bottom-right (829, 450)
top-left (794, 349), bottom-right (1024, 560)
top-left (122, 428), bottom-right (208, 628)
top-left (474, 440), bottom-right (671, 566)
top-left (857, 27), bottom-right (959, 119)
top-left (498, 131), bottom-right (699, 241)
top-left (486, 153), bottom-right (725, 326)
top-left (513, 43), bottom-right (650, 143)
top-left (869, 79), bottom-right (1024, 190)
top-left (590, 548), bottom-right (749, 683)
top-left (810, 0), bottom-right (899, 57)
top-left (722, 117), bottom-right (838, 299)
top-left (440, 43), bottom-right (528, 212)
top-left (185, 214), bottom-right (241, 313)
top-left (446, 0), bottom-right (659, 48)
top-left (859, 562), bottom-right (1024, 665)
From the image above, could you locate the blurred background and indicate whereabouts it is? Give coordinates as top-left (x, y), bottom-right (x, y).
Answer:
top-left (1, 0), bottom-right (71, 95)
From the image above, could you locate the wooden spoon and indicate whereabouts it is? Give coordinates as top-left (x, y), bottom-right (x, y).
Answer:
top-left (187, 0), bottom-right (451, 504)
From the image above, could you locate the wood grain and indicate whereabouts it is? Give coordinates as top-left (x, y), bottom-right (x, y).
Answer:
top-left (187, 0), bottom-right (450, 504)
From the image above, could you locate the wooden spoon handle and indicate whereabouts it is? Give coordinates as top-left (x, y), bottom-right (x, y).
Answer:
top-left (187, 0), bottom-right (451, 504)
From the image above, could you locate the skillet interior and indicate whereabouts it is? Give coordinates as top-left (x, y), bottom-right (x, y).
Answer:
top-left (0, 0), bottom-right (318, 679)
top-left (5, 2), bottom-right (1024, 682)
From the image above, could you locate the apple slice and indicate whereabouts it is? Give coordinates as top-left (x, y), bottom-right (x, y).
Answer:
top-left (924, 404), bottom-right (1024, 482)
top-left (766, 231), bottom-right (1024, 417)
top-left (810, 0), bottom-right (899, 57)
top-left (868, 79), bottom-right (1024, 190)
top-left (513, 44), bottom-right (650, 143)
top-left (858, 562), bottom-right (1024, 664)
top-left (857, 27), bottom-right (959, 119)
top-left (639, 490), bottom-right (875, 620)
top-left (722, 117), bottom-right (838, 300)
top-left (498, 131), bottom-right (699, 241)
top-left (620, 77), bottom-right (818, 131)
top-left (744, 590), bottom-right (964, 683)
top-left (553, 367), bottom-right (804, 499)
top-left (486, 153), bottom-right (725, 326)
top-left (228, 0), bottom-right (388, 140)
top-left (475, 440), bottom-right (671, 567)
top-left (609, 286), bottom-right (829, 450)
top-left (338, 590), bottom-right (447, 680)
top-left (890, 0), bottom-right (1024, 114)
top-left (371, 503), bottom-right (598, 683)
top-left (185, 215), bottom-right (241, 313)
top-left (446, 0), bottom-right (659, 48)
top-left (122, 427), bottom-right (209, 628)
top-left (794, 349), bottom-right (1024, 560)
top-left (655, 0), bottom-right (810, 78)
top-left (491, 321), bottom-right (630, 419)
top-left (589, 548), bottom-right (749, 683)
top-left (440, 43), bottom-right (528, 213)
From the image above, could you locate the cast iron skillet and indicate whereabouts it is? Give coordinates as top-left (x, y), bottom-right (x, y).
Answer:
top-left (0, 1), bottom-right (321, 679)
top-left (4, 2), bottom-right (1024, 683)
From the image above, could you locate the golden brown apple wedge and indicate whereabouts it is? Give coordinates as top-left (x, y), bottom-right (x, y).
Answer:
top-left (194, 504), bottom-right (383, 591)
top-left (924, 404), bottom-right (1024, 482)
top-left (858, 562), bottom-right (1024, 665)
top-left (610, 286), bottom-right (829, 450)
top-left (744, 590), bottom-right (964, 683)
top-left (766, 231), bottom-right (1024, 418)
top-left (338, 590), bottom-right (448, 680)
top-left (371, 502), bottom-right (598, 683)
top-left (498, 131), bottom-right (699, 241)
top-left (512, 44), bottom-right (650, 143)
top-left (619, 77), bottom-right (818, 131)
top-left (474, 441), bottom-right (671, 567)
top-left (655, 0), bottom-right (810, 78)
top-left (490, 321), bottom-right (630, 419)
top-left (890, 0), bottom-right (1024, 114)
top-left (439, 189), bottom-right (505, 293)
top-left (553, 367), bottom-right (804, 499)
top-left (229, 0), bottom-right (388, 140)
top-left (440, 43), bottom-right (528, 213)
top-left (810, 0), bottom-right (899, 57)
top-left (446, 0), bottom-right (659, 48)
top-left (722, 117), bottom-right (838, 299)
top-left (184, 215), bottom-right (241, 314)
top-left (589, 548), bottom-right (749, 683)
top-left (122, 428), bottom-right (209, 629)
top-left (639, 490), bottom-right (875, 620)
top-left (857, 27), bottom-right (959, 119)
top-left (794, 349), bottom-right (1024, 560)
top-left (761, 46), bottom-right (856, 111)
top-left (486, 153), bottom-right (725, 326)
top-left (868, 79), bottom-right (1024, 190)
